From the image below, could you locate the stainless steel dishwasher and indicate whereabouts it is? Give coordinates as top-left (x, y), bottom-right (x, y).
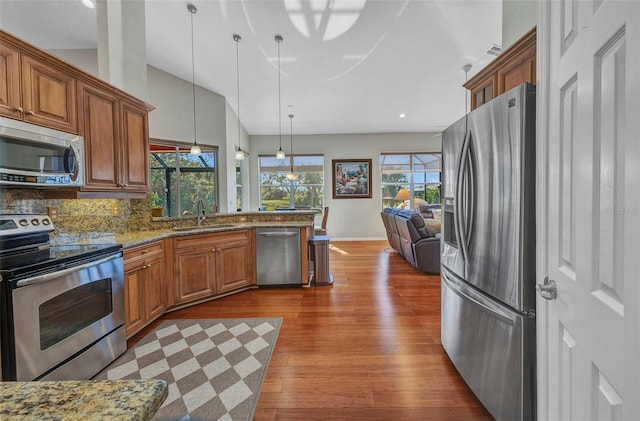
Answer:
top-left (256, 227), bottom-right (301, 285)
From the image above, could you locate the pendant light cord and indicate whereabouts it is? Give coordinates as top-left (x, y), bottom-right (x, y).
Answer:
top-left (235, 34), bottom-right (241, 151)
top-left (190, 6), bottom-right (197, 144)
top-left (277, 36), bottom-right (282, 151)
top-left (289, 114), bottom-right (294, 173)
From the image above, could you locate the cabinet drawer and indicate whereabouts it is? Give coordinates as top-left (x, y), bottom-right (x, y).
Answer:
top-left (174, 230), bottom-right (249, 250)
top-left (124, 240), bottom-right (164, 262)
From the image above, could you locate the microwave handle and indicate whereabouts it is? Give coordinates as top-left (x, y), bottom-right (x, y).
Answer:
top-left (64, 147), bottom-right (80, 182)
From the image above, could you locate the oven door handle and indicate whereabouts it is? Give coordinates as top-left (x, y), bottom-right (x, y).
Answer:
top-left (16, 252), bottom-right (122, 287)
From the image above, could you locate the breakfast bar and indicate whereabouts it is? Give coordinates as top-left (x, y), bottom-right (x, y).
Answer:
top-left (0, 379), bottom-right (168, 420)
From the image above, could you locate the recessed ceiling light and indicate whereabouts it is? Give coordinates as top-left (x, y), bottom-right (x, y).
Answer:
top-left (81, 0), bottom-right (95, 9)
top-left (399, 113), bottom-right (406, 118)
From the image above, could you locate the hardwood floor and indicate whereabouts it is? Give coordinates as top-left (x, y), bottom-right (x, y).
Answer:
top-left (130, 240), bottom-right (493, 420)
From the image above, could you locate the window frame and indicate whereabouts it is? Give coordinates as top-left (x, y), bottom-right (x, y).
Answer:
top-left (149, 139), bottom-right (219, 217)
top-left (258, 154), bottom-right (324, 210)
top-left (380, 152), bottom-right (442, 211)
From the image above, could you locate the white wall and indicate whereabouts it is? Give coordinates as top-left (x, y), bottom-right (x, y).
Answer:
top-left (147, 65), bottom-right (240, 212)
top-left (48, 49), bottom-right (99, 77)
top-left (502, 0), bottom-right (538, 48)
top-left (249, 133), bottom-right (442, 240)
top-left (224, 101), bottom-right (250, 212)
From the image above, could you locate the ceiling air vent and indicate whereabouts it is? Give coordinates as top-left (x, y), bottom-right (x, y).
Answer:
top-left (486, 44), bottom-right (502, 57)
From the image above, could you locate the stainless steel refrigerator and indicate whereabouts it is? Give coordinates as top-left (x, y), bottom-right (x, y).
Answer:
top-left (440, 83), bottom-right (536, 421)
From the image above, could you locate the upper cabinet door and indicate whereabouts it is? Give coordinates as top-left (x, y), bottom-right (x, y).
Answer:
top-left (20, 54), bottom-right (77, 133)
top-left (78, 81), bottom-right (121, 192)
top-left (0, 43), bottom-right (21, 119)
top-left (120, 101), bottom-right (149, 192)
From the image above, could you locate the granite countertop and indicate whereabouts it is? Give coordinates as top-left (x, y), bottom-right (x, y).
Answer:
top-left (0, 379), bottom-right (167, 420)
top-left (99, 221), bottom-right (313, 248)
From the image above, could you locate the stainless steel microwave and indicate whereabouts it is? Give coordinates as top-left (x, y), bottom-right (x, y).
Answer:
top-left (0, 117), bottom-right (84, 187)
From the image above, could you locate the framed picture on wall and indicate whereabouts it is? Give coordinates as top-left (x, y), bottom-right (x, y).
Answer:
top-left (332, 159), bottom-right (372, 199)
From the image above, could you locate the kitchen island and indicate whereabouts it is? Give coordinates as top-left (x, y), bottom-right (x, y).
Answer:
top-left (47, 211), bottom-right (317, 338)
top-left (0, 379), bottom-right (167, 420)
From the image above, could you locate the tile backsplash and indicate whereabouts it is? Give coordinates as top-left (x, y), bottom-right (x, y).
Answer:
top-left (0, 189), bottom-right (154, 235)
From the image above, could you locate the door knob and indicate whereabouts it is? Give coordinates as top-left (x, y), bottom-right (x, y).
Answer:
top-left (536, 277), bottom-right (557, 301)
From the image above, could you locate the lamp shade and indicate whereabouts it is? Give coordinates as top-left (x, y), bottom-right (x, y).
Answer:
top-left (394, 188), bottom-right (411, 201)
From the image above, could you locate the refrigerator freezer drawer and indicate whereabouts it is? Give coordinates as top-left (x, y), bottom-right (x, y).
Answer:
top-left (441, 270), bottom-right (535, 421)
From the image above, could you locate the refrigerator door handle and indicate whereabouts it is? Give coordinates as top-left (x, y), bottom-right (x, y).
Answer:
top-left (456, 131), bottom-right (472, 264)
top-left (463, 132), bottom-right (476, 252)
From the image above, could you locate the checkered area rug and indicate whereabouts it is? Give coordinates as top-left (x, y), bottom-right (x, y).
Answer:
top-left (93, 318), bottom-right (282, 421)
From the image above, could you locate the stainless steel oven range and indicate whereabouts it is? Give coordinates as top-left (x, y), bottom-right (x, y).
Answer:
top-left (0, 214), bottom-right (126, 381)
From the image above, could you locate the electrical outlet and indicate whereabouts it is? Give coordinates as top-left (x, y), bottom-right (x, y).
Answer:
top-left (47, 206), bottom-right (59, 221)
top-left (111, 203), bottom-right (120, 216)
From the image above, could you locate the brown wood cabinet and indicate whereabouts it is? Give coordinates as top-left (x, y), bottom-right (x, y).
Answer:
top-left (0, 40), bottom-right (77, 133)
top-left (123, 240), bottom-right (166, 337)
top-left (78, 81), bottom-right (149, 195)
top-left (465, 27), bottom-right (536, 110)
top-left (1, 29), bottom-right (154, 198)
top-left (174, 230), bottom-right (253, 306)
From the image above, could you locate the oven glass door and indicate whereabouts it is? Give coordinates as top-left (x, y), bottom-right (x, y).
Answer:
top-left (39, 278), bottom-right (113, 350)
top-left (11, 253), bottom-right (124, 381)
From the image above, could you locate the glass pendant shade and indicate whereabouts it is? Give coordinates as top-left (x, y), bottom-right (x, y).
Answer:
top-left (276, 147), bottom-right (285, 160)
top-left (190, 143), bottom-right (201, 156)
top-left (235, 147), bottom-right (244, 160)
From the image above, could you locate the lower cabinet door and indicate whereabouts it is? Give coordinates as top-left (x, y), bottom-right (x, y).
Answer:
top-left (216, 242), bottom-right (252, 294)
top-left (175, 248), bottom-right (217, 304)
top-left (124, 266), bottom-right (145, 337)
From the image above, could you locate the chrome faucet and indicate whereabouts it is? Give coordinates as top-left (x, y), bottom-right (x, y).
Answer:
top-left (197, 198), bottom-right (206, 227)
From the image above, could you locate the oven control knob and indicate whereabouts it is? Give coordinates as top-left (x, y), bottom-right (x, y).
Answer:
top-left (31, 219), bottom-right (40, 226)
top-left (19, 219), bottom-right (28, 227)
top-left (42, 219), bottom-right (51, 225)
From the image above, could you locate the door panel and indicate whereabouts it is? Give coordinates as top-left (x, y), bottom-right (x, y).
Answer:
top-left (538, 1), bottom-right (640, 419)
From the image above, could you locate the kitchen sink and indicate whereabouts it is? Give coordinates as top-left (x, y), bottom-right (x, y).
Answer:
top-left (172, 224), bottom-right (235, 232)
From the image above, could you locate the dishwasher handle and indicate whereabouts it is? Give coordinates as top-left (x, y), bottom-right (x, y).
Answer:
top-left (257, 232), bottom-right (298, 237)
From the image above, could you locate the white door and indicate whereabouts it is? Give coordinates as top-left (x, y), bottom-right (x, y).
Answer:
top-left (537, 1), bottom-right (640, 420)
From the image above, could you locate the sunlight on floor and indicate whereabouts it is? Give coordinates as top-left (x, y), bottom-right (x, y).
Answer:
top-left (329, 244), bottom-right (349, 255)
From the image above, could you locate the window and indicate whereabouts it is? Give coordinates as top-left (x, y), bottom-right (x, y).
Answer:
top-left (259, 155), bottom-right (324, 209)
top-left (150, 143), bottom-right (218, 217)
top-left (380, 153), bottom-right (441, 210)
top-left (235, 154), bottom-right (246, 211)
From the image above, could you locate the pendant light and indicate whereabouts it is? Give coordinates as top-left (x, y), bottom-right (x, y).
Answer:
top-left (188, 4), bottom-right (201, 156)
top-left (233, 34), bottom-right (244, 161)
top-left (285, 105), bottom-right (297, 181)
top-left (275, 35), bottom-right (286, 160)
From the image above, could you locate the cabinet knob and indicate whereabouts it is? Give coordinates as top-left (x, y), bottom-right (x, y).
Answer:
top-left (212, 248), bottom-right (216, 252)
top-left (27, 110), bottom-right (35, 116)
top-left (16, 106), bottom-right (24, 113)
top-left (141, 264), bottom-right (148, 270)
top-left (217, 248), bottom-right (221, 252)
top-left (142, 249), bottom-right (149, 254)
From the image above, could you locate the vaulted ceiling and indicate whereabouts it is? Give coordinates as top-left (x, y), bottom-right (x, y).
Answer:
top-left (0, 0), bottom-right (502, 135)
